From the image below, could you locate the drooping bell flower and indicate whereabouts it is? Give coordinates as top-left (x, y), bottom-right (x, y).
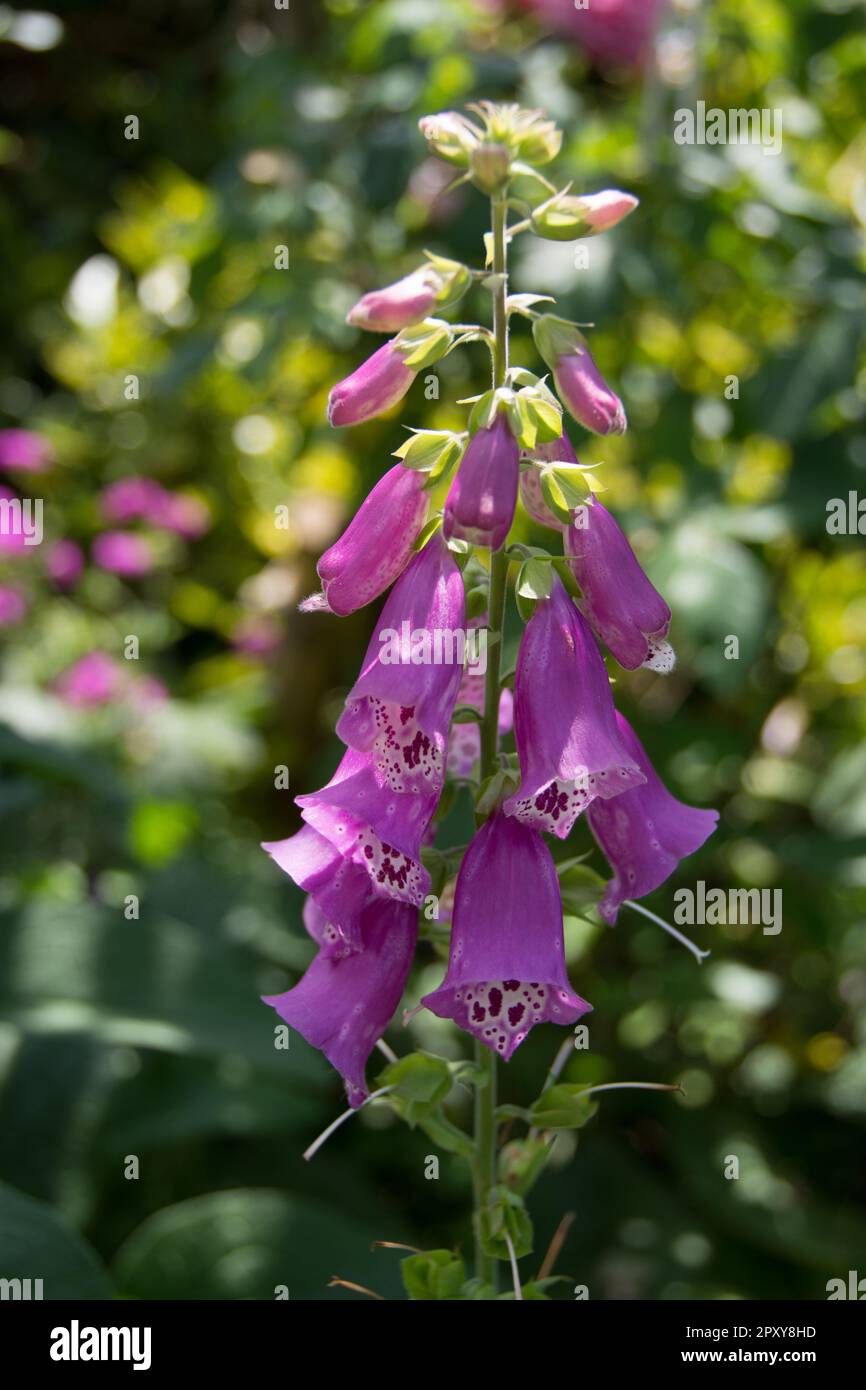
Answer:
top-left (533, 315), bottom-right (626, 436)
top-left (588, 712), bottom-right (719, 925)
top-left (519, 428), bottom-right (581, 530)
top-left (263, 897), bottom-right (417, 1108)
top-left (337, 532), bottom-right (464, 795)
top-left (262, 822), bottom-right (375, 952)
top-left (421, 813), bottom-right (591, 1059)
top-left (267, 746), bottom-right (436, 920)
top-left (327, 341), bottom-right (416, 427)
top-left (300, 463), bottom-right (428, 616)
top-left (503, 577), bottom-right (645, 838)
top-left (347, 257), bottom-right (469, 334)
top-left (443, 412), bottom-right (519, 550)
top-left (565, 503), bottom-right (674, 672)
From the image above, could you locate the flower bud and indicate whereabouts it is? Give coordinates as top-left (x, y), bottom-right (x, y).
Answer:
top-left (418, 111), bottom-right (481, 166)
top-left (444, 413), bottom-right (519, 551)
top-left (347, 257), bottom-right (469, 334)
top-left (533, 315), bottom-right (626, 436)
top-left (327, 342), bottom-right (416, 427)
top-left (469, 141), bottom-right (512, 194)
top-left (531, 189), bottom-right (638, 240)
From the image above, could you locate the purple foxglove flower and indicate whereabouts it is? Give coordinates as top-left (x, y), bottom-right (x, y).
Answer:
top-left (262, 823), bottom-right (375, 953)
top-left (443, 413), bottom-right (519, 551)
top-left (565, 503), bottom-right (673, 672)
top-left (519, 428), bottom-right (581, 530)
top-left (92, 531), bottom-right (154, 578)
top-left (0, 428), bottom-right (53, 473)
top-left (263, 896), bottom-right (417, 1108)
top-left (337, 532), bottom-right (464, 794)
top-left (553, 344), bottom-right (625, 435)
top-left (101, 477), bottom-right (167, 524)
top-left (421, 813), bottom-right (591, 1059)
top-left (588, 712), bottom-right (719, 924)
top-left (265, 746), bottom-right (436, 934)
top-left (328, 342), bottom-right (416, 427)
top-left (300, 463), bottom-right (428, 617)
top-left (503, 577), bottom-right (645, 838)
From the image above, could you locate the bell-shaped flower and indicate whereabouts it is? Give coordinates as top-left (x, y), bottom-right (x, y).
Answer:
top-left (262, 823), bottom-right (375, 953)
top-left (263, 897), bottom-right (417, 1108)
top-left (533, 315), bottom-right (626, 436)
top-left (519, 428), bottom-right (581, 530)
top-left (283, 746), bottom-right (436, 910)
top-left (588, 712), bottom-right (719, 924)
top-left (300, 463), bottom-right (428, 616)
top-left (336, 532), bottom-right (465, 795)
top-left (328, 341), bottom-right (416, 427)
top-left (565, 502), bottom-right (673, 672)
top-left (421, 814), bottom-right (591, 1059)
top-left (443, 413), bottom-right (519, 551)
top-left (503, 577), bottom-right (645, 838)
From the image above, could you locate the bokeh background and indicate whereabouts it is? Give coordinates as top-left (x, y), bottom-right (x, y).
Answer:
top-left (1, 0), bottom-right (865, 1301)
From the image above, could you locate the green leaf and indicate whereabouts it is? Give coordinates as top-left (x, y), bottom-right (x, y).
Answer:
top-left (498, 1138), bottom-right (553, 1198)
top-left (378, 1051), bottom-right (452, 1108)
top-left (516, 557), bottom-right (553, 603)
top-left (112, 1189), bottom-right (402, 1300)
top-left (0, 1181), bottom-right (114, 1299)
top-left (539, 469), bottom-right (574, 526)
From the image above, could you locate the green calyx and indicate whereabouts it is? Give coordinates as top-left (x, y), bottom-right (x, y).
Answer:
top-left (532, 313), bottom-right (586, 368)
top-left (393, 317), bottom-right (454, 370)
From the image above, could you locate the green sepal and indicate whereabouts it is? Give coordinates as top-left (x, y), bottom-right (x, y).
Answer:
top-left (557, 860), bottom-right (606, 914)
top-left (477, 1185), bottom-right (534, 1261)
top-left (393, 318), bottom-right (454, 371)
top-left (451, 704), bottom-right (482, 724)
top-left (539, 469), bottom-right (574, 526)
top-left (498, 1137), bottom-right (553, 1199)
top-left (378, 1051), bottom-right (453, 1124)
top-left (532, 312), bottom-right (586, 367)
top-left (394, 430), bottom-right (464, 477)
top-left (412, 514), bottom-right (443, 552)
top-left (516, 557), bottom-right (553, 605)
top-left (529, 1083), bottom-right (599, 1131)
top-left (401, 1249), bottom-right (467, 1301)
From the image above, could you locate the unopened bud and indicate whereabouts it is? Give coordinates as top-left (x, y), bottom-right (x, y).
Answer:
top-left (531, 189), bottom-right (638, 241)
top-left (469, 141), bottom-right (512, 194)
top-left (419, 111), bottom-right (481, 166)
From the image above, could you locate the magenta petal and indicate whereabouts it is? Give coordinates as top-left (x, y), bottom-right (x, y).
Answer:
top-left (313, 463), bottom-right (428, 616)
top-left (565, 503), bottom-right (672, 671)
top-left (336, 532), bottom-right (464, 793)
top-left (327, 342), bottom-right (416, 427)
top-left (421, 814), bottom-right (591, 1059)
top-left (262, 823), bottom-right (373, 951)
top-left (264, 897), bottom-right (417, 1107)
top-left (503, 578), bottom-right (645, 838)
top-left (443, 415), bottom-right (519, 551)
top-left (588, 713), bottom-right (719, 925)
top-left (296, 748), bottom-right (434, 906)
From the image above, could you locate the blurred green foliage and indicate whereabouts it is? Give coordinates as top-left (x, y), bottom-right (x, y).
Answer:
top-left (0, 0), bottom-right (865, 1300)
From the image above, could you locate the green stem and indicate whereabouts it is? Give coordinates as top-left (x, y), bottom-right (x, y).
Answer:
top-left (472, 190), bottom-right (510, 1295)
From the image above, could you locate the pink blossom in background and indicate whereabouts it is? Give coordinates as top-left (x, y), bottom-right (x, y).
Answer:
top-left (101, 477), bottom-right (210, 539)
top-left (55, 652), bottom-right (124, 707)
top-left (0, 486), bottom-right (27, 553)
top-left (522, 0), bottom-right (666, 70)
top-left (128, 675), bottom-right (169, 706)
top-left (92, 530), bottom-right (154, 578)
top-left (0, 428), bottom-right (54, 473)
top-left (46, 539), bottom-right (85, 589)
top-left (232, 613), bottom-right (282, 656)
top-left (0, 585), bottom-right (28, 626)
